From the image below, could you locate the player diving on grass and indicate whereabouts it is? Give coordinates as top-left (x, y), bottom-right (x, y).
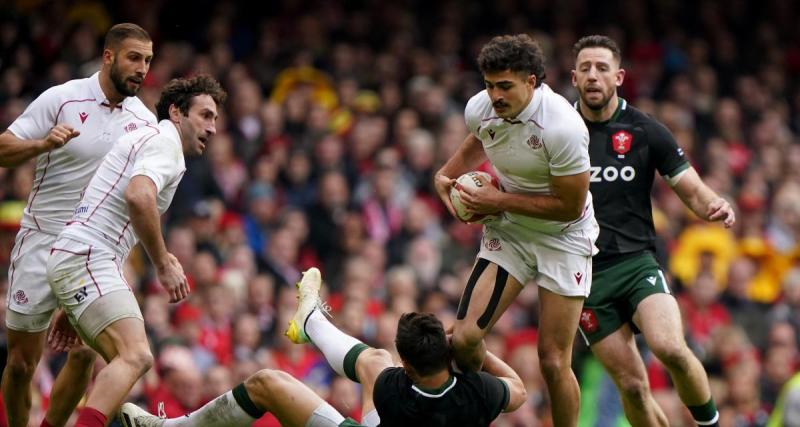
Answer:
top-left (119, 267), bottom-right (527, 427)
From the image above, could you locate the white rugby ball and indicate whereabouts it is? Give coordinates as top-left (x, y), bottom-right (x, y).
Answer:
top-left (449, 171), bottom-right (500, 224)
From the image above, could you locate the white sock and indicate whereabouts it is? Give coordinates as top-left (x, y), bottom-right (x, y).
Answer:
top-left (306, 309), bottom-right (363, 378)
top-left (163, 391), bottom-right (255, 427)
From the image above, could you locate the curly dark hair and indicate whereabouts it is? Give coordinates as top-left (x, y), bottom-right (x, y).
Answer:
top-left (573, 35), bottom-right (622, 64)
top-left (395, 312), bottom-right (449, 376)
top-left (155, 75), bottom-right (227, 121)
top-left (478, 34), bottom-right (546, 87)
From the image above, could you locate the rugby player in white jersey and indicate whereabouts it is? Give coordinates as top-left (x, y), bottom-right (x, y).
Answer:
top-left (435, 34), bottom-right (597, 427)
top-left (45, 75), bottom-right (225, 427)
top-left (0, 23), bottom-right (155, 427)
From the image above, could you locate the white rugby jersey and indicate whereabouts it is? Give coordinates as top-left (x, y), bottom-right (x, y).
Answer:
top-left (465, 83), bottom-right (595, 234)
top-left (7, 72), bottom-right (156, 235)
top-left (60, 120), bottom-right (186, 259)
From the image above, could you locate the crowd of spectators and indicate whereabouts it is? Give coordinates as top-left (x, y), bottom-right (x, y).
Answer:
top-left (0, 0), bottom-right (799, 425)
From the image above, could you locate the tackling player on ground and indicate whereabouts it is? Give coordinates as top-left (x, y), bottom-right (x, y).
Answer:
top-left (572, 35), bottom-right (734, 427)
top-left (118, 267), bottom-right (527, 427)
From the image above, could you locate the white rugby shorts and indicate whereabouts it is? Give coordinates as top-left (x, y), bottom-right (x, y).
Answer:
top-left (6, 228), bottom-right (59, 332)
top-left (477, 215), bottom-right (599, 297)
top-left (46, 237), bottom-right (142, 343)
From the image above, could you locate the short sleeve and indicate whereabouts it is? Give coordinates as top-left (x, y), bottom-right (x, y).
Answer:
top-left (547, 122), bottom-right (591, 176)
top-left (7, 86), bottom-right (61, 140)
top-left (648, 120), bottom-right (689, 179)
top-left (477, 372), bottom-right (510, 417)
top-left (464, 93), bottom-right (484, 137)
top-left (131, 136), bottom-right (182, 192)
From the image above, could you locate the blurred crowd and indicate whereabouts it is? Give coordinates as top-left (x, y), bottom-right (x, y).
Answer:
top-left (0, 0), bottom-right (799, 426)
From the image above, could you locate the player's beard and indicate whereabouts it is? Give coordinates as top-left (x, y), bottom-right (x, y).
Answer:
top-left (581, 87), bottom-right (614, 111)
top-left (110, 58), bottom-right (140, 97)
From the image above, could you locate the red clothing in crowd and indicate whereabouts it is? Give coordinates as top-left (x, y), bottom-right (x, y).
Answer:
top-left (678, 294), bottom-right (732, 347)
top-left (145, 382), bottom-right (206, 418)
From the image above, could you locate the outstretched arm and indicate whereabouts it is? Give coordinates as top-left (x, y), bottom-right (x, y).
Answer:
top-left (671, 167), bottom-right (735, 228)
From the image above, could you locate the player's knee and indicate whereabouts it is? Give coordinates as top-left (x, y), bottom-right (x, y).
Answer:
top-left (67, 345), bottom-right (97, 368)
top-left (537, 346), bottom-right (569, 380)
top-left (452, 326), bottom-right (484, 351)
top-left (618, 376), bottom-right (650, 406)
top-left (651, 342), bottom-right (691, 371)
top-left (121, 347), bottom-right (154, 376)
top-left (356, 348), bottom-right (393, 383)
top-left (5, 350), bottom-right (38, 381)
top-left (246, 369), bottom-right (292, 402)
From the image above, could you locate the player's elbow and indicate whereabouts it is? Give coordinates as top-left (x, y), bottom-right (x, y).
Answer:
top-left (504, 378), bottom-right (528, 412)
top-left (124, 186), bottom-right (141, 207)
top-left (0, 133), bottom-right (28, 168)
top-left (558, 201), bottom-right (585, 222)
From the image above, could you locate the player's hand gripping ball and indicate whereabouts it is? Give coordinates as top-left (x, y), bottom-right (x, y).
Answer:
top-left (449, 171), bottom-right (500, 224)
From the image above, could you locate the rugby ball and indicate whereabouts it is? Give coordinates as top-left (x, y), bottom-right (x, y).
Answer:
top-left (449, 171), bottom-right (500, 224)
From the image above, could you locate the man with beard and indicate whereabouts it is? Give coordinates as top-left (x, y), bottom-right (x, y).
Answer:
top-left (0, 23), bottom-right (156, 427)
top-left (47, 75), bottom-right (225, 427)
top-left (434, 34), bottom-right (597, 427)
top-left (572, 35), bottom-right (734, 426)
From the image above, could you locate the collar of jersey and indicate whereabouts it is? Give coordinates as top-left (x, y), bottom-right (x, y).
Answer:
top-left (411, 375), bottom-right (457, 398)
top-left (503, 82), bottom-right (545, 124)
top-left (89, 72), bottom-right (124, 110)
top-left (574, 97), bottom-right (626, 124)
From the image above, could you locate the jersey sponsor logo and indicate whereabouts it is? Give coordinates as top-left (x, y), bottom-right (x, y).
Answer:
top-left (526, 133), bottom-right (542, 149)
top-left (484, 238), bottom-right (502, 251)
top-left (487, 128), bottom-right (495, 140)
top-left (589, 165), bottom-right (636, 182)
top-left (13, 290), bottom-right (28, 305)
top-left (580, 308), bottom-right (599, 333)
top-left (612, 130), bottom-right (633, 158)
top-left (574, 271), bottom-right (583, 284)
top-left (646, 276), bottom-right (657, 286)
top-left (124, 122), bottom-right (138, 133)
top-left (79, 112), bottom-right (88, 123)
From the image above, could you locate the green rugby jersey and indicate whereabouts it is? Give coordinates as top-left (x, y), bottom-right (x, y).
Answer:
top-left (578, 99), bottom-right (690, 271)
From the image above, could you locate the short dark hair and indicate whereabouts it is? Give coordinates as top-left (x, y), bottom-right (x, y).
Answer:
top-left (155, 75), bottom-right (227, 121)
top-left (573, 35), bottom-right (622, 64)
top-left (477, 34), bottom-right (546, 87)
top-left (104, 23), bottom-right (151, 50)
top-left (395, 312), bottom-right (449, 376)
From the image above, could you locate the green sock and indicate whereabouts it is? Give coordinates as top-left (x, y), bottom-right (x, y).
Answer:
top-left (343, 343), bottom-right (370, 382)
top-left (687, 398), bottom-right (719, 426)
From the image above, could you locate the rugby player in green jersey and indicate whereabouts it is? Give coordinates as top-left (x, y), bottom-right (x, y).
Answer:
top-left (572, 35), bottom-right (735, 427)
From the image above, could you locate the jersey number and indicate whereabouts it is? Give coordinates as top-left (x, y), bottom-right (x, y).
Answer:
top-left (590, 166), bottom-right (636, 182)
